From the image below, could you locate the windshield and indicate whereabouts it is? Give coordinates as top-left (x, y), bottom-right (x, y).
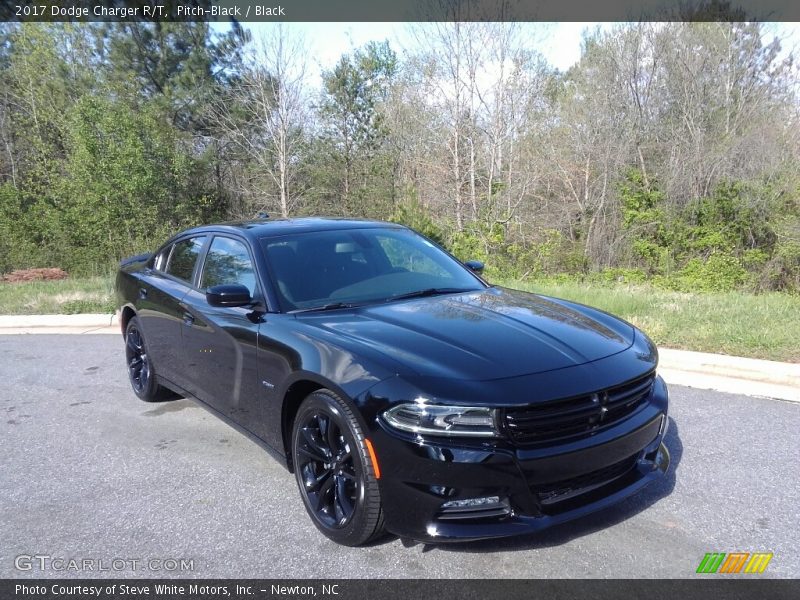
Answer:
top-left (260, 227), bottom-right (485, 312)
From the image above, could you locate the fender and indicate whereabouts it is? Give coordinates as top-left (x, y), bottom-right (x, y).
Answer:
top-left (270, 369), bottom-right (395, 471)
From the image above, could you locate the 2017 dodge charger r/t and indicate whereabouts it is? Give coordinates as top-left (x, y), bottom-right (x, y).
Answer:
top-left (116, 218), bottom-right (670, 546)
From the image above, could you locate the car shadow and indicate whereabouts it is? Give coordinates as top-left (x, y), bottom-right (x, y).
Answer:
top-left (408, 416), bottom-right (683, 553)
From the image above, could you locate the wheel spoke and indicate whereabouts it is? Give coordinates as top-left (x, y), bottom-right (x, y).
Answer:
top-left (326, 419), bottom-right (341, 453)
top-left (332, 478), bottom-right (343, 523)
top-left (301, 427), bottom-right (329, 459)
top-left (126, 332), bottom-right (142, 353)
top-left (316, 414), bottom-right (330, 447)
top-left (130, 362), bottom-right (143, 390)
top-left (305, 467), bottom-right (332, 492)
top-left (335, 476), bottom-right (354, 520)
top-left (297, 445), bottom-right (326, 462)
top-left (315, 475), bottom-right (335, 512)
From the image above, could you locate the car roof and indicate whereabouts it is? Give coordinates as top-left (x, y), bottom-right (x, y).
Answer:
top-left (177, 217), bottom-right (407, 241)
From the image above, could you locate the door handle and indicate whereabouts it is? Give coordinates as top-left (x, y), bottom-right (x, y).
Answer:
top-left (138, 288), bottom-right (148, 299)
top-left (183, 311), bottom-right (195, 326)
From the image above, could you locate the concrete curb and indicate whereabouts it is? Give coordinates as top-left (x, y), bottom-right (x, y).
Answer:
top-left (0, 313), bottom-right (117, 329)
top-left (1, 313), bottom-right (798, 402)
top-left (657, 348), bottom-right (800, 403)
top-left (658, 348), bottom-right (800, 387)
top-left (0, 313), bottom-right (119, 335)
top-left (0, 325), bottom-right (119, 335)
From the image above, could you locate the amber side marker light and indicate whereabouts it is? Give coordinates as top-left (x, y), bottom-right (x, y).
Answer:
top-left (364, 438), bottom-right (381, 479)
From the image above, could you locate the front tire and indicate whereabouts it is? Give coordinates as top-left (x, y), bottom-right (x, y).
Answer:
top-left (291, 390), bottom-right (385, 546)
top-left (124, 316), bottom-right (172, 402)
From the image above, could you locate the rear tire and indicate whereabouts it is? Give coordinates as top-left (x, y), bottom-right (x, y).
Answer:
top-left (291, 389), bottom-right (385, 546)
top-left (124, 316), bottom-right (173, 402)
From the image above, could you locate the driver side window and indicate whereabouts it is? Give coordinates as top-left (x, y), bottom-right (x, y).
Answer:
top-left (201, 237), bottom-right (257, 297)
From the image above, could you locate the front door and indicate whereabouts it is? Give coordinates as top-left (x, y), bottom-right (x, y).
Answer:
top-left (180, 235), bottom-right (261, 425)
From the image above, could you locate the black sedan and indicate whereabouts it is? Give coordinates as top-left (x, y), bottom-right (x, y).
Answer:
top-left (116, 218), bottom-right (670, 546)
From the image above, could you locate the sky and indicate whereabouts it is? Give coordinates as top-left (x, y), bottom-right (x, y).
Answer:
top-left (217, 21), bottom-right (800, 83)
top-left (232, 22), bottom-right (606, 75)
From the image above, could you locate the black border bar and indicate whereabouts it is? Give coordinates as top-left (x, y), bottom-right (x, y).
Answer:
top-left (1, 0), bottom-right (799, 23)
top-left (3, 579), bottom-right (799, 600)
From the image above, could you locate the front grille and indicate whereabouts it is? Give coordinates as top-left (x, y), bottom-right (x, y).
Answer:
top-left (504, 372), bottom-right (655, 445)
top-left (535, 453), bottom-right (639, 506)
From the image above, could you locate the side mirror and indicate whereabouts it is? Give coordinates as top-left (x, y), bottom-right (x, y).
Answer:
top-left (206, 284), bottom-right (252, 307)
top-left (464, 260), bottom-right (484, 275)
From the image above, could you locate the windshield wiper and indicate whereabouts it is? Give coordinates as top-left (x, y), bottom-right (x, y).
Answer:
top-left (292, 288), bottom-right (476, 312)
top-left (289, 302), bottom-right (361, 314)
top-left (386, 288), bottom-right (475, 302)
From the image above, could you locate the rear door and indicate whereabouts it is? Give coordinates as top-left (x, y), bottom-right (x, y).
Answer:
top-left (136, 235), bottom-right (207, 391)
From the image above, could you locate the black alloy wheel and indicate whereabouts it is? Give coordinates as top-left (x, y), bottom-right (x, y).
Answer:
top-left (292, 390), bottom-right (384, 546)
top-left (297, 410), bottom-right (358, 528)
top-left (124, 316), bottom-right (171, 402)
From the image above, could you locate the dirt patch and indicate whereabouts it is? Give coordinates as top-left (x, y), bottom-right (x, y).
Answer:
top-left (1, 268), bottom-right (68, 283)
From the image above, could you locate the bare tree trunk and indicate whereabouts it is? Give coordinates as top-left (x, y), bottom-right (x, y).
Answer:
top-left (452, 127), bottom-right (463, 230)
top-left (637, 145), bottom-right (650, 191)
top-left (278, 130), bottom-right (288, 217)
top-left (209, 25), bottom-right (308, 219)
top-left (469, 137), bottom-right (477, 220)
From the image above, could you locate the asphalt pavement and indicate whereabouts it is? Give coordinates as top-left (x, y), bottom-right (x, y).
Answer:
top-left (1, 335), bottom-right (798, 578)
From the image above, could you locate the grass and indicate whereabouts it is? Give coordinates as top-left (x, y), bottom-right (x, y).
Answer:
top-left (1, 274), bottom-right (798, 363)
top-left (496, 278), bottom-right (800, 363)
top-left (0, 276), bottom-right (116, 315)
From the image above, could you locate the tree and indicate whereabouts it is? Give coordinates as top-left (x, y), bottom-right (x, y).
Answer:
top-left (0, 24), bottom-right (18, 188)
top-left (314, 40), bottom-right (398, 216)
top-left (102, 22), bottom-right (244, 132)
top-left (212, 25), bottom-right (309, 218)
top-left (55, 96), bottom-right (218, 271)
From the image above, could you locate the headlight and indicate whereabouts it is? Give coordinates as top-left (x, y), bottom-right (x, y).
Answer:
top-left (382, 403), bottom-right (499, 437)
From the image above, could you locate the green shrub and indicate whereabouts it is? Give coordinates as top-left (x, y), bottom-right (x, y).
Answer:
top-left (619, 169), bottom-right (672, 273)
top-left (0, 183), bottom-right (47, 273)
top-left (668, 254), bottom-right (748, 292)
top-left (759, 239), bottom-right (800, 292)
top-left (449, 230), bottom-right (489, 263)
top-left (61, 298), bottom-right (117, 314)
top-left (389, 199), bottom-right (446, 247)
top-left (597, 267), bottom-right (648, 284)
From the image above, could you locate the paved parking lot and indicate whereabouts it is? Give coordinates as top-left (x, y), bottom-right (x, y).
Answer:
top-left (2, 335), bottom-right (798, 578)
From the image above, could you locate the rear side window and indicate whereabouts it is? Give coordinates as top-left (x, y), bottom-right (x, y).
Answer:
top-left (201, 236), bottom-right (257, 296)
top-left (153, 247), bottom-right (170, 271)
top-left (166, 236), bottom-right (206, 283)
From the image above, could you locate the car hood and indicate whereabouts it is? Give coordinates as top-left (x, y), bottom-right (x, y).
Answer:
top-left (299, 287), bottom-right (635, 380)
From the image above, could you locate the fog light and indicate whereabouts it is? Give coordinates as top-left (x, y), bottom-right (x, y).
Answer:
top-left (656, 445), bottom-right (669, 468)
top-left (438, 496), bottom-right (511, 521)
top-left (441, 496), bottom-right (500, 509)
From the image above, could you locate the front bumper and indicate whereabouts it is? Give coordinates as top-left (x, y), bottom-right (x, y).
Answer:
top-left (367, 377), bottom-right (670, 543)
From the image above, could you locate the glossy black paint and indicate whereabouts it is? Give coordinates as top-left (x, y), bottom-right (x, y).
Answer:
top-left (464, 259), bottom-right (485, 274)
top-left (206, 284), bottom-right (252, 307)
top-left (116, 217), bottom-right (670, 543)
